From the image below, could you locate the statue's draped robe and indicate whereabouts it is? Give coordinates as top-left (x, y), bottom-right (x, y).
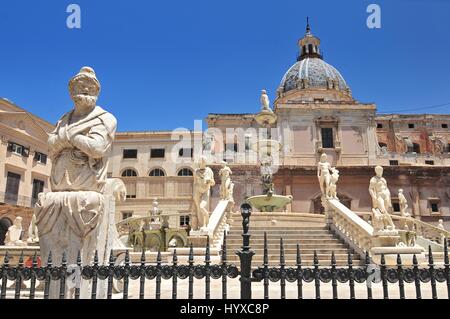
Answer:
top-left (35, 106), bottom-right (116, 298)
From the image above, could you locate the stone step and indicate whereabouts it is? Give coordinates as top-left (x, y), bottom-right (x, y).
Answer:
top-left (227, 254), bottom-right (361, 262)
top-left (225, 248), bottom-right (352, 255)
top-left (225, 243), bottom-right (349, 249)
top-left (227, 234), bottom-right (336, 239)
top-left (227, 229), bottom-right (331, 233)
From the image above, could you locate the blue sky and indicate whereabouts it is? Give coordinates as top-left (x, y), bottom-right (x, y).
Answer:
top-left (1, 0), bottom-right (449, 131)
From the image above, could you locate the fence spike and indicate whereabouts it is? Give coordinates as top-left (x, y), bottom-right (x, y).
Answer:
top-left (18, 251), bottom-right (24, 266)
top-left (3, 251), bottom-right (9, 265)
top-left (47, 251), bottom-right (53, 266)
top-left (428, 245), bottom-right (434, 265)
top-left (109, 250), bottom-right (114, 264)
top-left (173, 249), bottom-right (178, 264)
top-left (94, 250), bottom-right (99, 264)
top-left (444, 238), bottom-right (449, 265)
top-left (280, 237), bottom-right (285, 266)
top-left (189, 243), bottom-right (194, 263)
top-left (141, 250), bottom-right (146, 264)
top-left (412, 254), bottom-right (422, 300)
top-left (331, 250), bottom-right (336, 266)
top-left (125, 249), bottom-right (130, 264)
top-left (157, 249), bottom-right (162, 264)
top-left (313, 250), bottom-right (319, 266)
top-left (296, 244), bottom-right (301, 266)
top-left (221, 231), bottom-right (227, 263)
top-left (62, 251), bottom-right (67, 265)
top-left (32, 252), bottom-right (38, 266)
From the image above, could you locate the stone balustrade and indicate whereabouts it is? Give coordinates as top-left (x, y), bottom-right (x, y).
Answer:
top-left (327, 199), bottom-right (374, 254)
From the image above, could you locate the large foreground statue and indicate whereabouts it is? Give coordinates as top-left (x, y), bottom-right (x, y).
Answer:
top-left (191, 156), bottom-right (215, 232)
top-left (34, 67), bottom-right (117, 298)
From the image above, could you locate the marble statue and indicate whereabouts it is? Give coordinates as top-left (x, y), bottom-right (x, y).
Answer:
top-left (260, 90), bottom-right (272, 112)
top-left (219, 161), bottom-right (234, 201)
top-left (152, 198), bottom-right (160, 217)
top-left (398, 189), bottom-right (410, 217)
top-left (192, 155), bottom-right (215, 232)
top-left (260, 155), bottom-right (274, 195)
top-left (27, 214), bottom-right (39, 245)
top-left (369, 166), bottom-right (396, 233)
top-left (317, 153), bottom-right (332, 198)
top-left (34, 67), bottom-right (117, 298)
top-left (4, 217), bottom-right (25, 246)
top-left (328, 168), bottom-right (340, 199)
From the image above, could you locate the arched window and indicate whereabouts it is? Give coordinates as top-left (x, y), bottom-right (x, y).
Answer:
top-left (149, 168), bottom-right (165, 177)
top-left (122, 169), bottom-right (138, 177)
top-left (177, 168), bottom-right (193, 177)
top-left (413, 143), bottom-right (421, 154)
top-left (379, 142), bottom-right (387, 148)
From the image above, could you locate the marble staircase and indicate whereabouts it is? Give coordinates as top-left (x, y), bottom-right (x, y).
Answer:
top-left (225, 212), bottom-right (365, 266)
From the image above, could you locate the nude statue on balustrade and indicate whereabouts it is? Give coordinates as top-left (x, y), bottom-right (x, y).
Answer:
top-left (369, 166), bottom-right (396, 234)
top-left (191, 155), bottom-right (215, 232)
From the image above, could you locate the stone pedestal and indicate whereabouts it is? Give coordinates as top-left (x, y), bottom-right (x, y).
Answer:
top-left (188, 230), bottom-right (209, 247)
top-left (371, 232), bottom-right (401, 247)
top-left (370, 246), bottom-right (425, 266)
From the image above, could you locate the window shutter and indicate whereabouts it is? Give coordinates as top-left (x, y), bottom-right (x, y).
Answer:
top-left (22, 147), bottom-right (30, 157)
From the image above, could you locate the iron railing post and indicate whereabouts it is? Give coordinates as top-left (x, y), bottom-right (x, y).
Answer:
top-left (237, 203), bottom-right (254, 299)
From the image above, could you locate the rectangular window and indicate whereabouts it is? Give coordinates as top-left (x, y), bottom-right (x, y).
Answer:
top-left (442, 124), bottom-right (448, 129)
top-left (430, 202), bottom-right (439, 213)
top-left (122, 212), bottom-right (133, 220)
top-left (377, 123), bottom-right (383, 129)
top-left (314, 98), bottom-right (325, 103)
top-left (408, 123), bottom-right (415, 129)
top-left (5, 172), bottom-right (21, 204)
top-left (123, 149), bottom-right (138, 159)
top-left (7, 142), bottom-right (29, 157)
top-left (34, 152), bottom-right (47, 164)
top-left (425, 160), bottom-right (434, 165)
top-left (245, 136), bottom-right (251, 151)
top-left (321, 128), bottom-right (334, 148)
top-left (31, 179), bottom-right (44, 206)
top-left (151, 148), bottom-right (165, 158)
top-left (392, 202), bottom-right (400, 213)
top-left (32, 179), bottom-right (44, 200)
top-left (179, 148), bottom-right (193, 158)
top-left (389, 160), bottom-right (399, 166)
top-left (180, 215), bottom-right (190, 227)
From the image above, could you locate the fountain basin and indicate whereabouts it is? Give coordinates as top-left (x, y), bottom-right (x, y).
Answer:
top-left (247, 194), bottom-right (293, 212)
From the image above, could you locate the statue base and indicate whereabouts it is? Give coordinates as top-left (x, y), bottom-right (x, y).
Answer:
top-left (371, 231), bottom-right (400, 247)
top-left (370, 246), bottom-right (425, 266)
top-left (188, 231), bottom-right (209, 247)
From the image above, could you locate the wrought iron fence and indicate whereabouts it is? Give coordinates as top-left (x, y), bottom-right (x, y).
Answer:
top-left (0, 204), bottom-right (449, 299)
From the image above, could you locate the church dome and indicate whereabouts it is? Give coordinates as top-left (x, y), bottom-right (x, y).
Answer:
top-left (277, 19), bottom-right (351, 97)
top-left (279, 57), bottom-right (349, 93)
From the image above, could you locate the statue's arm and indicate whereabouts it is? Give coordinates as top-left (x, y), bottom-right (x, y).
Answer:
top-left (317, 163), bottom-right (321, 178)
top-left (71, 124), bottom-right (113, 159)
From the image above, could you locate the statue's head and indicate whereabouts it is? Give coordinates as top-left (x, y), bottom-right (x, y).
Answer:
top-left (198, 155), bottom-right (207, 169)
top-left (375, 165), bottom-right (383, 177)
top-left (399, 188), bottom-right (404, 194)
top-left (69, 66), bottom-right (101, 110)
top-left (13, 216), bottom-right (22, 227)
top-left (320, 153), bottom-right (327, 162)
top-left (261, 89), bottom-right (267, 95)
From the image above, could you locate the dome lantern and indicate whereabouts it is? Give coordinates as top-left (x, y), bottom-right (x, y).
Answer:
top-left (297, 17), bottom-right (323, 61)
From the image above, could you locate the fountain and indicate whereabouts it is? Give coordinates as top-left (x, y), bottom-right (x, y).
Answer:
top-left (246, 90), bottom-right (293, 212)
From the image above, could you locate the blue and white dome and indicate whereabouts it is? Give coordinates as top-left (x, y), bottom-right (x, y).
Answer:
top-left (278, 19), bottom-right (351, 96)
top-left (279, 57), bottom-right (349, 93)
